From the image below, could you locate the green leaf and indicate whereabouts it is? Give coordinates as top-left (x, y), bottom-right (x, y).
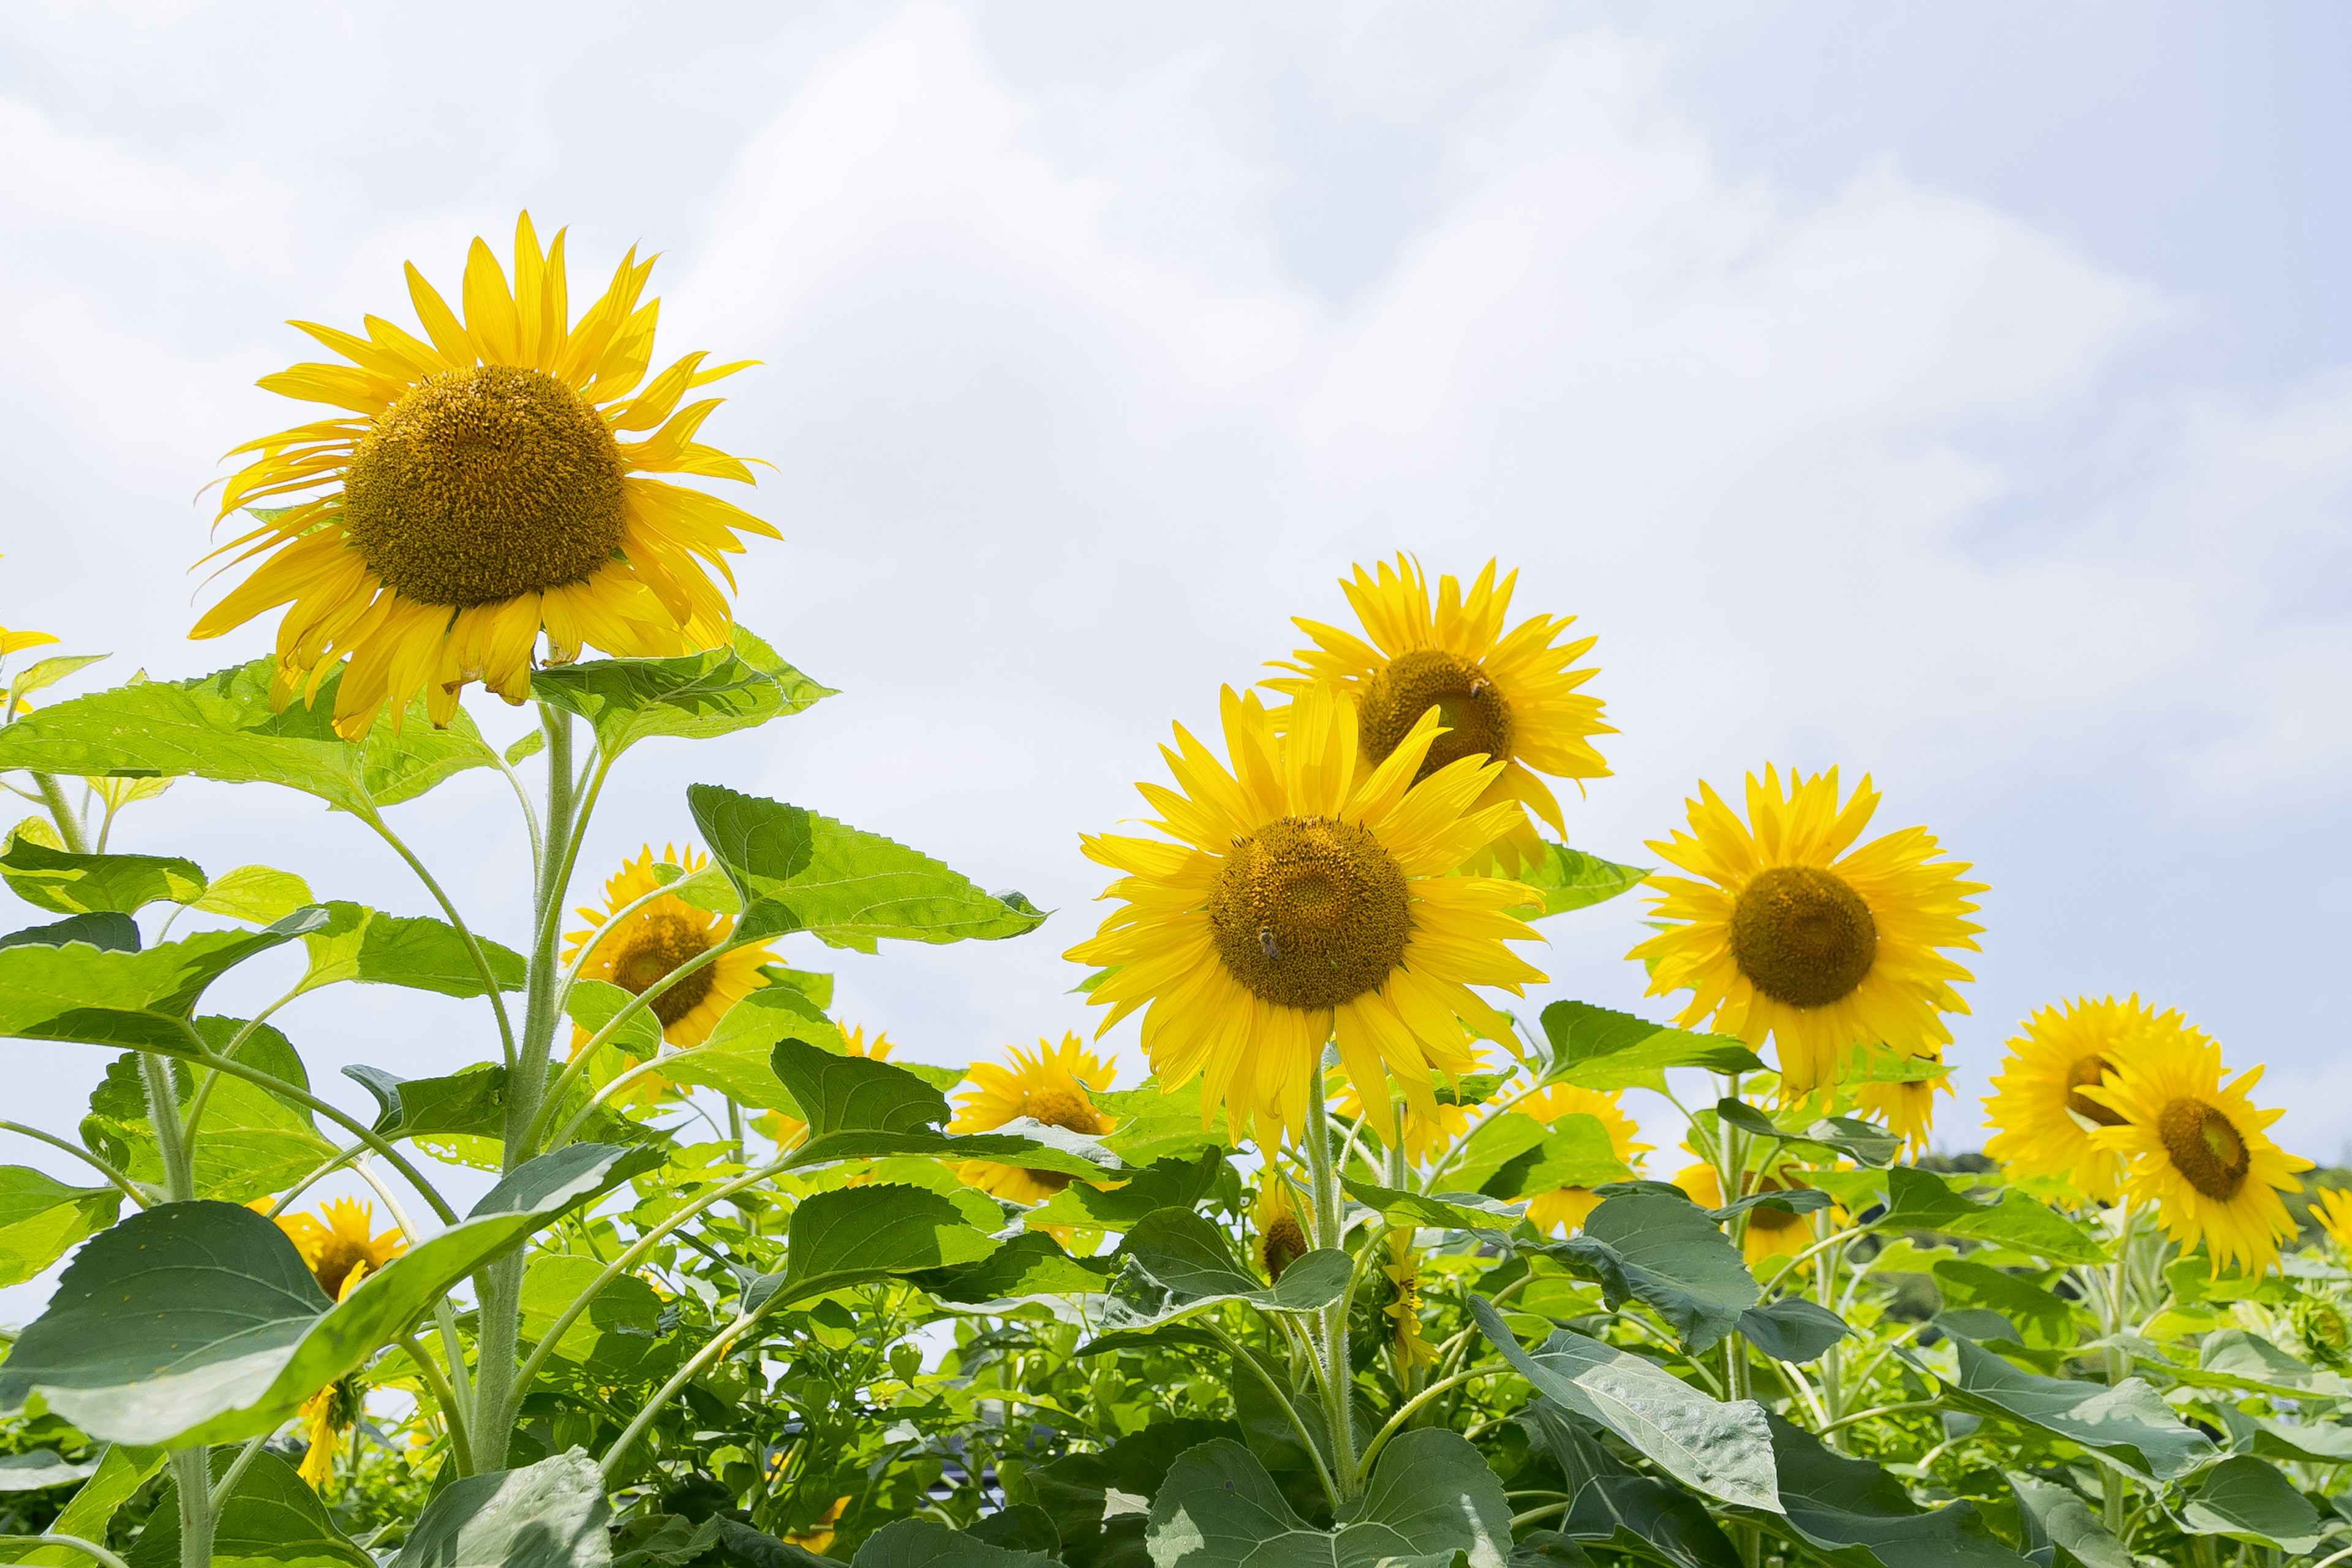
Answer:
top-left (1097, 1208), bottom-right (1349, 1332)
top-left (1472, 1115), bottom-right (1634, 1201)
top-left (0, 1165), bottom-right (119, 1289)
top-left (1027, 1150), bottom-right (1226, 1233)
top-left (190, 866), bottom-right (318, 927)
top-left (531, 627), bottom-right (834, 754)
top-left (756, 1184), bottom-right (998, 1310)
top-left (0, 660), bottom-right (496, 815)
top-left (0, 1443), bottom-right (164, 1566)
top-left (503, 730), bottom-right (545, 766)
top-left (1931, 1260), bottom-right (2078, 1349)
top-left (0, 839), bottom-right (204, 915)
top-left (1095, 1078), bottom-right (1227, 1164)
top-left (1512, 843), bottom-right (1652, 918)
top-left (1471, 1297), bottom-right (1779, 1511)
top-left (1515, 1400), bottom-right (1739, 1568)
top-left (1142, 1430), bottom-right (1512, 1568)
top-left (8, 653), bottom-right (108, 704)
top-left (853, 1520), bottom-right (1049, 1568)
top-left (1033, 1419), bottom-right (1241, 1568)
top-left (0, 1452), bottom-right (96, 1493)
top-left (0, 913), bottom-right (139, 953)
top-left (0, 1144), bottom-right (655, 1446)
top-left (2007, 1472), bottom-right (2132, 1568)
top-left (1529, 1190), bottom-right (1760, 1354)
top-left (1874, 1168), bottom-right (2104, 1264)
top-left (298, 901), bottom-right (525, 998)
top-left (2174, 1454), bottom-right (2323, 1551)
top-left (82, 1021), bottom-right (331, 1203)
top-left (0, 911), bottom-right (326, 1052)
top-left (1537, 1002), bottom-right (1763, 1092)
top-left (129, 1447), bottom-right (370, 1568)
top-left (910, 1231), bottom-right (1112, 1311)
top-left (1341, 1178), bottom-right (1523, 1233)
top-left (1765, 1414), bottom-right (2029, 1567)
top-left (518, 1254), bottom-right (671, 1385)
top-left (563, 977), bottom-right (662, 1056)
top-left (965, 1509), bottom-right (1061, 1557)
top-left (389, 1450), bottom-right (612, 1568)
top-left (1786, 1116), bottom-right (1903, 1170)
top-left (687, 783), bottom-right (1046, 949)
top-left (2182, 1329), bottom-right (2352, 1401)
top-left (768, 1036), bottom-right (948, 1134)
top-left (1736, 1298), bottom-right (1852, 1365)
top-left (1907, 1336), bottom-right (2216, 1483)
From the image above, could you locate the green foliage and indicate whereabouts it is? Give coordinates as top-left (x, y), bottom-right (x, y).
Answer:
top-left (530, 628), bottom-right (834, 756)
top-left (1512, 844), bottom-right (1651, 919)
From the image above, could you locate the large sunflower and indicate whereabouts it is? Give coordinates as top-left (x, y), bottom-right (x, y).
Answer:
top-left (1068, 682), bottom-right (1545, 1144)
top-left (1265, 556), bottom-right (1611, 874)
top-left (2082, 1025), bottom-right (2310, 1276)
top-left (950, 1034), bottom-right (1118, 1205)
top-left (1630, 766), bottom-right (1983, 1099)
top-left (1981, 997), bottom-right (2169, 1204)
top-left (567, 845), bottom-right (775, 1049)
top-left (192, 213), bottom-right (778, 738)
top-left (1517, 1084), bottom-right (1651, 1235)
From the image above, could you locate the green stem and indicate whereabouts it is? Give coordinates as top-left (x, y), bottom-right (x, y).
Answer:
top-left (2101, 1205), bottom-right (2136, 1536)
top-left (529, 937), bottom-right (738, 1153)
top-left (167, 1446), bottom-right (213, 1568)
top-left (0, 1536), bottom-right (132, 1568)
top-left (601, 1295), bottom-right (783, 1483)
top-left (139, 1054), bottom-right (192, 1202)
top-left (0, 1121), bottom-right (144, 1204)
top-left (360, 810), bottom-right (518, 1072)
top-left (1204, 1322), bottom-right (1339, 1510)
top-left (399, 1335), bottom-right (474, 1476)
top-left (208, 1436), bottom-right (266, 1513)
top-left (1302, 1060), bottom-right (1360, 1499)
top-left (29, 772), bottom-right (88, 853)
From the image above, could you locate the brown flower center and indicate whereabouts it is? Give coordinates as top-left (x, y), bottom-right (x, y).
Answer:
top-left (1023, 1085), bottom-right (1107, 1136)
top-left (1355, 649), bottom-right (1513, 783)
top-left (1746, 1175), bottom-right (1804, 1233)
top-left (1209, 816), bottom-right (1411, 1009)
top-left (1261, 1214), bottom-right (1310, 1281)
top-left (345, 364), bottom-right (627, 606)
top-left (2159, 1096), bottom-right (2250, 1200)
top-left (1729, 865), bottom-right (1877, 1009)
top-left (609, 910), bottom-right (718, 1027)
top-left (2065, 1054), bottom-right (2128, 1126)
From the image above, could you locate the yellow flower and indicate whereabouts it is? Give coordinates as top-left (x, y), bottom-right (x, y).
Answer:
top-left (755, 1025), bottom-right (893, 1147)
top-left (1381, 1232), bottom-right (1435, 1369)
top-left (567, 845), bottom-right (775, 1050)
top-left (1673, 1164), bottom-right (1823, 1266)
top-left (296, 1376), bottom-right (363, 1492)
top-left (786, 1498), bottom-right (850, 1556)
top-left (2083, 1023), bottom-right (2311, 1277)
top-left (192, 213), bottom-right (777, 739)
top-left (2313, 1188), bottom-right (2352, 1253)
top-left (1517, 1084), bottom-right (1651, 1235)
top-left (1, 555), bottom-right (59, 671)
top-left (1331, 1062), bottom-right (1488, 1168)
top-left (1630, 766), bottom-right (1983, 1099)
top-left (950, 1034), bottom-right (1118, 1205)
top-left (273, 1197), bottom-right (405, 1301)
top-left (1069, 683), bottom-right (1545, 1145)
top-left (1855, 1049), bottom-right (1948, 1158)
top-left (1981, 997), bottom-right (2168, 1204)
top-left (1265, 556), bottom-right (1611, 875)
top-left (1254, 1173), bottom-right (1311, 1281)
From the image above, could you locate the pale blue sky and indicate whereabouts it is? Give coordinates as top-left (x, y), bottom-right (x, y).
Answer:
top-left (0, 4), bottom-right (2345, 1313)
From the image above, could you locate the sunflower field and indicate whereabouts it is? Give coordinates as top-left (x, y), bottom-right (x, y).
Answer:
top-left (0, 214), bottom-right (2346, 1568)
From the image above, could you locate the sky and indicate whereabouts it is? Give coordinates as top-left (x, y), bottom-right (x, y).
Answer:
top-left (1, 2), bottom-right (2348, 1313)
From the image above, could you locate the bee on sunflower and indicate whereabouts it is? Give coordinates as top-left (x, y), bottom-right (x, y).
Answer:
top-left (1264, 555), bottom-right (1612, 875)
top-left (2079, 1021), bottom-right (2310, 1276)
top-left (1981, 996), bottom-right (2170, 1204)
top-left (567, 844), bottom-right (777, 1052)
top-left (192, 213), bottom-right (778, 738)
top-left (1068, 682), bottom-right (1546, 1147)
top-left (949, 1034), bottom-right (1118, 1204)
top-left (1515, 1084), bottom-right (1651, 1235)
top-left (1631, 766), bottom-right (1983, 1107)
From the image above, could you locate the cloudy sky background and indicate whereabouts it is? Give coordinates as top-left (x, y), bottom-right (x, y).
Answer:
top-left (1, 2), bottom-right (2347, 1308)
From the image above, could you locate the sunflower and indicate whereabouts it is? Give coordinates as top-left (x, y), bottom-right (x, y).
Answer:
top-left (755, 1025), bottom-right (894, 1147)
top-left (1981, 997), bottom-right (2169, 1204)
top-left (296, 1375), bottom-right (364, 1492)
top-left (1855, 1048), bottom-right (1948, 1158)
top-left (1630, 766), bottom-right (1983, 1099)
top-left (567, 845), bottom-right (775, 1049)
top-left (1379, 1232), bottom-right (1435, 1369)
top-left (950, 1034), bottom-right (1118, 1205)
top-left (785, 1498), bottom-right (851, 1556)
top-left (1253, 1173), bottom-right (1311, 1281)
top-left (1265, 556), bottom-right (1611, 875)
top-left (273, 1197), bottom-right (405, 1300)
top-left (1517, 1084), bottom-right (1651, 1235)
top-left (1673, 1163), bottom-right (1823, 1266)
top-left (2313, 1188), bottom-right (2352, 1253)
top-left (192, 213), bottom-right (778, 738)
top-left (1331, 1057), bottom-right (1489, 1168)
top-left (1069, 682), bottom-right (1546, 1145)
top-left (2082, 1025), bottom-right (2311, 1276)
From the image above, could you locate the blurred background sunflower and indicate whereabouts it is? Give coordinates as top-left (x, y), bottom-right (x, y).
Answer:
top-left (192, 212), bottom-right (778, 737)
top-left (1517, 1084), bottom-right (1651, 1235)
top-left (1981, 995), bottom-right (2168, 1204)
top-left (949, 1033), bottom-right (1117, 1203)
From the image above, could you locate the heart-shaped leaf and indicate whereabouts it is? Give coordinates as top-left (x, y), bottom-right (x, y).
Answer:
top-left (1145, 1430), bottom-right (1511, 1568)
top-left (1528, 1190), bottom-right (1759, 1354)
top-left (2173, 1454), bottom-right (2324, 1551)
top-left (389, 1449), bottom-right (611, 1568)
top-left (0, 840), bottom-right (204, 916)
top-left (1737, 1298), bottom-right (1853, 1365)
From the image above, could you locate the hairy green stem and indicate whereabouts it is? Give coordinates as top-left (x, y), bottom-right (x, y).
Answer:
top-left (399, 1335), bottom-right (474, 1475)
top-left (165, 1447), bottom-right (213, 1568)
top-left (1203, 1321), bottom-right (1340, 1509)
top-left (30, 772), bottom-right (88, 854)
top-left (1302, 1061), bottom-right (1360, 1499)
top-left (0, 1121), bottom-right (144, 1204)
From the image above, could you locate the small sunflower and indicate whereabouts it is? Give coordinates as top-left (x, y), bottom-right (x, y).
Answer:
top-left (1981, 997), bottom-right (2168, 1204)
top-left (1517, 1084), bottom-right (1651, 1235)
top-left (950, 1034), bottom-right (1118, 1205)
top-left (1855, 1047), bottom-right (1948, 1158)
top-left (1069, 682), bottom-right (1546, 1145)
top-left (785, 1498), bottom-right (851, 1556)
top-left (2082, 1025), bottom-right (2311, 1276)
top-left (1265, 556), bottom-right (1611, 875)
top-left (1673, 1163), bottom-right (1823, 1267)
top-left (192, 213), bottom-right (778, 738)
top-left (2313, 1188), bottom-right (2352, 1253)
top-left (296, 1375), bottom-right (364, 1492)
top-left (1379, 1232), bottom-right (1436, 1369)
top-left (274, 1197), bottom-right (405, 1300)
top-left (567, 845), bottom-right (775, 1049)
top-left (1630, 766), bottom-right (1983, 1099)
top-left (1253, 1172), bottom-right (1311, 1281)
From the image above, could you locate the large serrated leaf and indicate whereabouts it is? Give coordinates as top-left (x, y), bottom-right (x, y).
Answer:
top-left (747, 1184), bottom-right (998, 1311)
top-left (1874, 1168), bottom-right (2104, 1264)
top-left (2173, 1453), bottom-right (2324, 1551)
top-left (1537, 1002), bottom-right (1763, 1092)
top-left (1907, 1336), bottom-right (2216, 1484)
top-left (1144, 1430), bottom-right (1512, 1568)
top-left (390, 1450), bottom-right (611, 1568)
top-left (1764, 1414), bottom-right (2031, 1567)
top-left (1095, 1208), bottom-right (1349, 1333)
top-left (0, 840), bottom-right (205, 916)
top-left (688, 784), bottom-right (1045, 949)
top-left (1528, 1190), bottom-right (1759, 1354)
top-left (530, 626), bottom-right (834, 755)
top-left (0, 910), bottom-right (327, 1052)
top-left (298, 901), bottom-right (525, 998)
